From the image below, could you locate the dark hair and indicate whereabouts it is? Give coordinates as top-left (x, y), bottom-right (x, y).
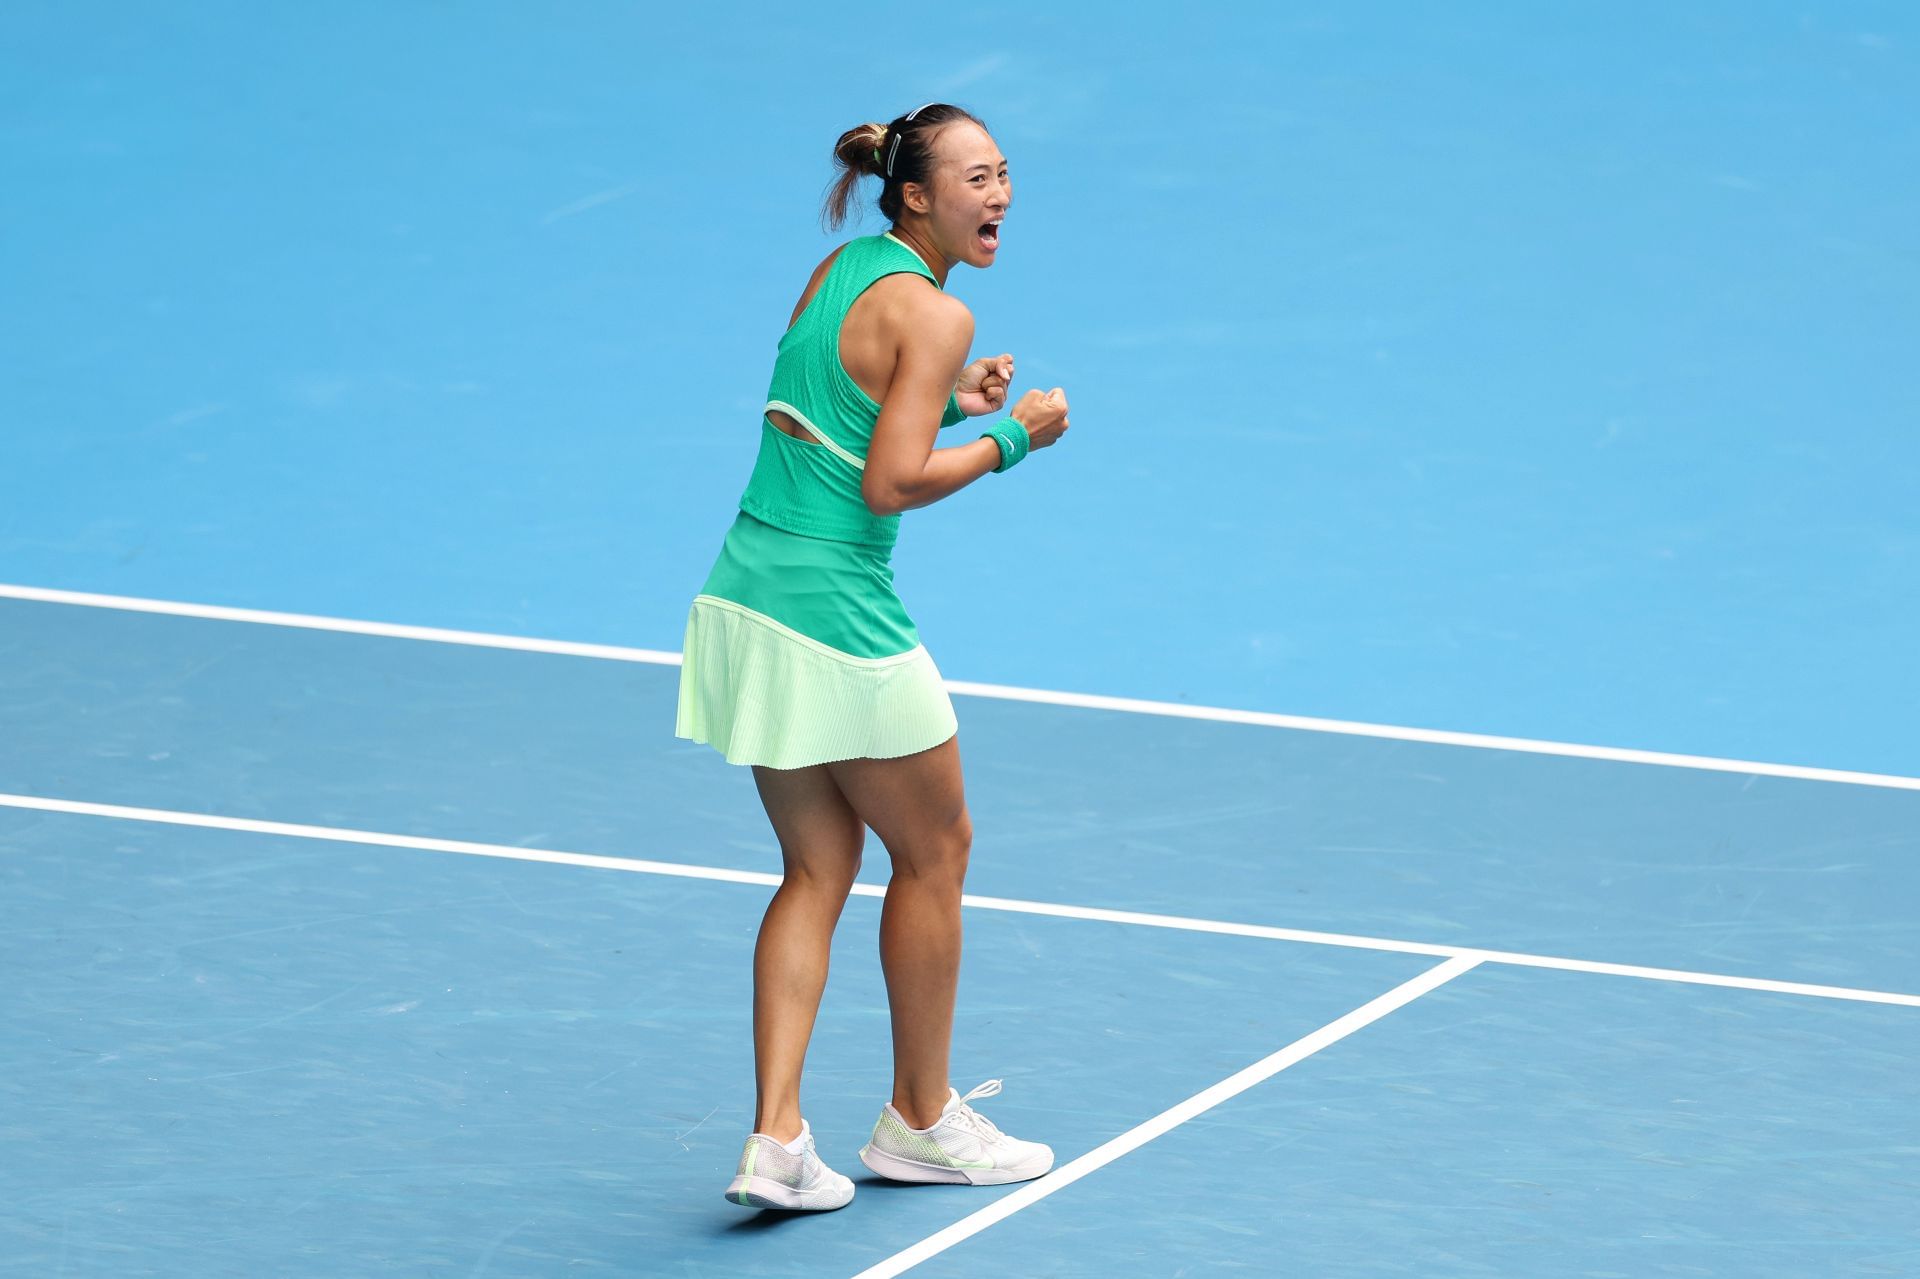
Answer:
top-left (821, 103), bottom-right (989, 232)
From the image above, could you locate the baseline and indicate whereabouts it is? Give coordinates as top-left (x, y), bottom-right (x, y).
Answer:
top-left (4, 583), bottom-right (1915, 793)
top-left (4, 790), bottom-right (1915, 1010)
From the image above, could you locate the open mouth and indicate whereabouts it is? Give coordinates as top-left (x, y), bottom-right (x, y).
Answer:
top-left (977, 218), bottom-right (1002, 251)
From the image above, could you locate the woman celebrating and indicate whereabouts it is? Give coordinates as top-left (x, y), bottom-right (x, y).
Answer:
top-left (676, 102), bottom-right (1070, 1211)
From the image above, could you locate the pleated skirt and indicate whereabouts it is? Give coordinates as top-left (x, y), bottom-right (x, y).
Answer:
top-left (674, 513), bottom-right (957, 769)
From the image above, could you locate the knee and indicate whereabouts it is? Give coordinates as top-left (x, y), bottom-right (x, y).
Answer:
top-left (779, 831), bottom-right (865, 898)
top-left (903, 811), bottom-right (971, 887)
top-left (940, 808), bottom-right (972, 874)
top-left (781, 859), bottom-right (861, 906)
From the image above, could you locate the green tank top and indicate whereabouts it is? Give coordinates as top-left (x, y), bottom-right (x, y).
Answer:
top-left (737, 232), bottom-right (967, 549)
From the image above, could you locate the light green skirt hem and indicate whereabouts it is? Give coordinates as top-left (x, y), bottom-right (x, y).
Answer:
top-left (675, 595), bottom-right (957, 769)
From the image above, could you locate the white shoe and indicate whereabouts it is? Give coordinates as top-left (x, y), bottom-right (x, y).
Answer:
top-left (858, 1079), bottom-right (1054, 1186)
top-left (723, 1119), bottom-right (855, 1210)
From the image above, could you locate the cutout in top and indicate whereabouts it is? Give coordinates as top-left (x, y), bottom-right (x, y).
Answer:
top-left (767, 407), bottom-right (823, 446)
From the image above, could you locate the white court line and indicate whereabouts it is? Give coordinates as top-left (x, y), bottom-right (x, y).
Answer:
top-left (849, 955), bottom-right (1485, 1279)
top-left (0, 583), bottom-right (683, 666)
top-left (4, 581), bottom-right (1917, 794)
top-left (4, 791), bottom-right (1917, 1010)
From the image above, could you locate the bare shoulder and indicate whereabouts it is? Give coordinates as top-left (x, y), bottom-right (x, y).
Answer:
top-left (813, 243), bottom-right (849, 281)
top-left (788, 244), bottom-right (850, 327)
top-left (874, 274), bottom-right (973, 345)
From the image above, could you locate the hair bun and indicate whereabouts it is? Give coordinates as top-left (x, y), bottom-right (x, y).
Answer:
top-left (834, 122), bottom-right (890, 178)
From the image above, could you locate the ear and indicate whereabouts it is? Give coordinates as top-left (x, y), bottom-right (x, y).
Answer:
top-left (902, 179), bottom-right (932, 216)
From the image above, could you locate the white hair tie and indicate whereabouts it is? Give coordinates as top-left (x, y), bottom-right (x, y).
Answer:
top-left (884, 103), bottom-right (939, 179)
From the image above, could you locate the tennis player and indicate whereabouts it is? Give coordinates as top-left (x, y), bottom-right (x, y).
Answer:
top-left (676, 102), bottom-right (1069, 1210)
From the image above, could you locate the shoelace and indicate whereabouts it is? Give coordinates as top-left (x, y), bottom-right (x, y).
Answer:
top-left (948, 1079), bottom-right (1009, 1142)
top-left (790, 1127), bottom-right (832, 1186)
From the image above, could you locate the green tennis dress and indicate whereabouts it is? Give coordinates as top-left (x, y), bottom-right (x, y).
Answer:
top-left (675, 233), bottom-right (968, 769)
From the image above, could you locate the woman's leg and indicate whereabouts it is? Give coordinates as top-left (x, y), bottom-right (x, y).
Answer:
top-left (749, 762), bottom-right (866, 1143)
top-left (829, 736), bottom-right (971, 1131)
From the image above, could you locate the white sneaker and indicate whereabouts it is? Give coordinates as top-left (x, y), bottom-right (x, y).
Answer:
top-left (723, 1119), bottom-right (855, 1210)
top-left (858, 1079), bottom-right (1054, 1186)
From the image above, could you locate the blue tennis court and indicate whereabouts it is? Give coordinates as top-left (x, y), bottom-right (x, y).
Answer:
top-left (4, 3), bottom-right (1917, 1276)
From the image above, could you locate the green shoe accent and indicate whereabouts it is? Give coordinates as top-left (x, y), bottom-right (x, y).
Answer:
top-left (736, 1141), bottom-right (759, 1207)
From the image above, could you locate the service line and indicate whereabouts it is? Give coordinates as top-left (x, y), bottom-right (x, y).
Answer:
top-left (4, 581), bottom-right (1917, 793)
top-left (3, 791), bottom-right (1916, 1010)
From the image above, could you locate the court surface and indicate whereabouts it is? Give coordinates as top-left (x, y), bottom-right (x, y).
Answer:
top-left (4, 3), bottom-right (1918, 1276)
